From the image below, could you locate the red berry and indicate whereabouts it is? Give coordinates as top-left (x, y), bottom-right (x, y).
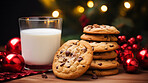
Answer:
top-left (123, 44), bottom-right (128, 48)
top-left (136, 35), bottom-right (143, 42)
top-left (122, 36), bottom-right (126, 41)
top-left (128, 39), bottom-right (133, 45)
top-left (130, 37), bottom-right (136, 43)
top-left (118, 36), bottom-right (122, 39)
top-left (132, 44), bottom-right (139, 51)
top-left (127, 46), bottom-right (132, 50)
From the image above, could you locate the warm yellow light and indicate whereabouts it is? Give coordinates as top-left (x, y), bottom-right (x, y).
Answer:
top-left (124, 2), bottom-right (131, 9)
top-left (52, 10), bottom-right (59, 17)
top-left (26, 18), bottom-right (29, 20)
top-left (77, 6), bottom-right (84, 13)
top-left (87, 1), bottom-right (94, 8)
top-left (101, 5), bottom-right (108, 12)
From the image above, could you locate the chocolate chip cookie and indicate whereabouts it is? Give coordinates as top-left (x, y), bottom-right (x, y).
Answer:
top-left (81, 34), bottom-right (118, 41)
top-left (83, 24), bottom-right (120, 34)
top-left (90, 60), bottom-right (119, 69)
top-left (52, 40), bottom-right (93, 79)
top-left (86, 68), bottom-right (119, 76)
top-left (89, 42), bottom-right (119, 52)
top-left (93, 51), bottom-right (117, 59)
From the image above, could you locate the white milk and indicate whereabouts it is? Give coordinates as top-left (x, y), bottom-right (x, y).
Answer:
top-left (21, 28), bottom-right (61, 65)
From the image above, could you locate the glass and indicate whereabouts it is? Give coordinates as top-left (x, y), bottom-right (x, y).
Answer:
top-left (19, 17), bottom-right (62, 71)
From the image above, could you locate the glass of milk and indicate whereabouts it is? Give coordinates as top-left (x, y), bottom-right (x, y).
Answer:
top-left (19, 17), bottom-right (62, 71)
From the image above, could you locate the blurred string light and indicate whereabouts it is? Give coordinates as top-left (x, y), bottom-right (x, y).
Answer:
top-left (101, 5), bottom-right (108, 12)
top-left (124, 1), bottom-right (131, 9)
top-left (52, 10), bottom-right (59, 17)
top-left (87, 0), bottom-right (94, 8)
top-left (77, 6), bottom-right (85, 13)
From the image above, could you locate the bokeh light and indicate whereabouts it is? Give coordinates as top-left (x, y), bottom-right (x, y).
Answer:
top-left (101, 5), bottom-right (108, 12)
top-left (87, 1), bottom-right (94, 8)
top-left (52, 10), bottom-right (59, 17)
top-left (77, 6), bottom-right (85, 13)
top-left (124, 2), bottom-right (131, 9)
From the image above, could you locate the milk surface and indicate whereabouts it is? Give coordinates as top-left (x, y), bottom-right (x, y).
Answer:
top-left (21, 28), bottom-right (61, 65)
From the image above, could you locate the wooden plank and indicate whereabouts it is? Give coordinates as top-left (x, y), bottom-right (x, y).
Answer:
top-left (4, 68), bottom-right (148, 83)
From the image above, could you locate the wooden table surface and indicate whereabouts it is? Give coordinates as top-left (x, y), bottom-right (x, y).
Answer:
top-left (4, 67), bottom-right (148, 83)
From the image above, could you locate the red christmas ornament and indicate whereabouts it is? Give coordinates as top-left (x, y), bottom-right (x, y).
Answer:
top-left (123, 58), bottom-right (139, 73)
top-left (132, 44), bottom-right (139, 51)
top-left (2, 53), bottom-right (25, 72)
top-left (136, 49), bottom-right (148, 69)
top-left (5, 37), bottom-right (21, 54)
top-left (136, 35), bottom-right (143, 42)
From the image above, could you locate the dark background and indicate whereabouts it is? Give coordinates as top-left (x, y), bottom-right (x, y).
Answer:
top-left (0, 0), bottom-right (148, 48)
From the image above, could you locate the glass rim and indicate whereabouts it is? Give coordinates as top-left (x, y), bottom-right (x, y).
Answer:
top-left (19, 16), bottom-right (62, 21)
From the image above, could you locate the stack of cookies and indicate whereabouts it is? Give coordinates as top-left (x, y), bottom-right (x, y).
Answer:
top-left (81, 24), bottom-right (120, 76)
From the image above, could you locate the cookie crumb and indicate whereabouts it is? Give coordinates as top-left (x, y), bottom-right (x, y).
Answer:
top-left (42, 73), bottom-right (48, 79)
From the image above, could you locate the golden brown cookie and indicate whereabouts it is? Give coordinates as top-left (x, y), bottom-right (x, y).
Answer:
top-left (86, 69), bottom-right (119, 76)
top-left (83, 24), bottom-right (120, 34)
top-left (90, 60), bottom-right (119, 69)
top-left (93, 51), bottom-right (117, 59)
top-left (52, 40), bottom-right (93, 79)
top-left (80, 34), bottom-right (118, 41)
top-left (89, 42), bottom-right (119, 52)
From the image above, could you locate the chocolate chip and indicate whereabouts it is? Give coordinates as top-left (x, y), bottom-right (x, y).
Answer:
top-left (98, 63), bottom-right (102, 66)
top-left (104, 35), bottom-right (108, 38)
top-left (60, 50), bottom-right (63, 54)
top-left (70, 53), bottom-right (73, 56)
top-left (82, 65), bottom-right (85, 67)
top-left (65, 51), bottom-right (70, 56)
top-left (56, 55), bottom-right (59, 58)
top-left (56, 66), bottom-right (58, 69)
top-left (42, 73), bottom-right (48, 78)
top-left (78, 57), bottom-right (83, 62)
top-left (67, 61), bottom-right (70, 63)
top-left (88, 25), bottom-right (93, 28)
top-left (69, 45), bottom-right (72, 47)
top-left (73, 41), bottom-right (78, 45)
top-left (93, 24), bottom-right (100, 28)
top-left (82, 47), bottom-right (87, 53)
top-left (105, 47), bottom-right (108, 50)
top-left (60, 63), bottom-right (65, 67)
top-left (92, 46), bottom-right (94, 51)
top-left (110, 45), bottom-right (114, 47)
top-left (67, 66), bottom-right (70, 68)
top-left (102, 25), bottom-right (106, 28)
top-left (72, 54), bottom-right (76, 57)
top-left (92, 74), bottom-right (98, 79)
top-left (63, 58), bottom-right (67, 62)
